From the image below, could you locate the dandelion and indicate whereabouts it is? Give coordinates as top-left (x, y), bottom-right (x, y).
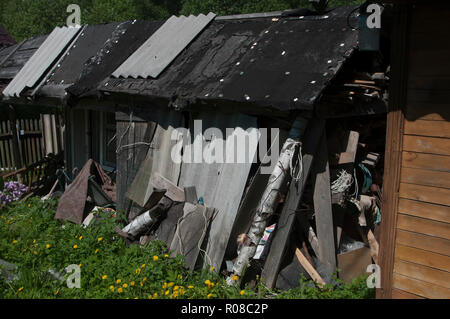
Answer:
top-left (207, 293), bottom-right (213, 299)
top-left (210, 266), bottom-right (215, 271)
top-left (18, 287), bottom-right (24, 292)
top-left (54, 290), bottom-right (59, 295)
top-left (94, 249), bottom-right (99, 254)
top-left (153, 293), bottom-right (158, 298)
top-left (130, 281), bottom-right (135, 286)
top-left (73, 244), bottom-right (78, 249)
top-left (33, 240), bottom-right (36, 244)
top-left (205, 279), bottom-right (211, 285)
top-left (98, 237), bottom-right (103, 242)
top-left (12, 240), bottom-right (17, 244)
top-left (140, 282), bottom-right (143, 287)
top-left (153, 256), bottom-right (159, 261)
top-left (123, 283), bottom-right (128, 288)
top-left (33, 251), bottom-right (38, 255)
top-left (165, 290), bottom-right (170, 296)
top-left (78, 264), bottom-right (82, 268)
top-left (141, 263), bottom-right (146, 268)
top-left (79, 236), bottom-right (83, 240)
top-left (240, 290), bottom-right (245, 295)
top-left (109, 285), bottom-right (114, 291)
top-left (162, 282), bottom-right (167, 289)
top-left (178, 274), bottom-right (183, 280)
top-left (46, 244), bottom-right (50, 249)
top-left (135, 268), bottom-right (141, 275)
top-left (102, 275), bottom-right (108, 280)
top-left (164, 254), bottom-right (169, 258)
top-left (148, 295), bottom-right (152, 299)
top-left (188, 285), bottom-right (194, 289)
top-left (143, 277), bottom-right (147, 282)
top-left (174, 286), bottom-right (179, 291)
top-left (168, 282), bottom-right (174, 287)
top-left (116, 279), bottom-right (121, 284)
top-left (117, 288), bottom-right (123, 293)
top-left (233, 275), bottom-right (239, 281)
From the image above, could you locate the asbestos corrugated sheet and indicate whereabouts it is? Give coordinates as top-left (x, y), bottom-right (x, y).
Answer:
top-left (0, 35), bottom-right (47, 80)
top-left (101, 5), bottom-right (359, 112)
top-left (37, 23), bottom-right (120, 98)
top-left (112, 13), bottom-right (216, 79)
top-left (177, 112), bottom-right (259, 270)
top-left (125, 109), bottom-right (185, 207)
top-left (3, 26), bottom-right (81, 97)
top-left (67, 20), bottom-right (164, 98)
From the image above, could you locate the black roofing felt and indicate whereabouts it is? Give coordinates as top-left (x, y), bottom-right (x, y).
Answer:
top-left (64, 20), bottom-right (164, 98)
top-left (100, 5), bottom-right (359, 111)
top-left (0, 35), bottom-right (47, 80)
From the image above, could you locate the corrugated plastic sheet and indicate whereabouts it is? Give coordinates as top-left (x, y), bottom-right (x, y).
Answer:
top-left (101, 5), bottom-right (359, 111)
top-left (3, 26), bottom-right (80, 97)
top-left (112, 13), bottom-right (216, 79)
top-left (178, 112), bottom-right (259, 270)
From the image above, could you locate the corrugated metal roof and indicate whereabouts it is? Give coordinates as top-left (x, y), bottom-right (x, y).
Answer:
top-left (112, 13), bottom-right (216, 79)
top-left (177, 112), bottom-right (259, 270)
top-left (2, 26), bottom-right (81, 97)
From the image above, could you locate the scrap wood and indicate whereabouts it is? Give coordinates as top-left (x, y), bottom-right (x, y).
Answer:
top-left (150, 172), bottom-right (184, 202)
top-left (295, 248), bottom-right (326, 287)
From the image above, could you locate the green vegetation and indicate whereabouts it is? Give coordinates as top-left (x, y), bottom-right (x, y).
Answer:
top-left (0, 197), bottom-right (374, 299)
top-left (0, 0), bottom-right (365, 42)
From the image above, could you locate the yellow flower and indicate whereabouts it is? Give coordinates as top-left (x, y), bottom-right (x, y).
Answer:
top-left (117, 288), bottom-right (123, 293)
top-left (123, 283), bottom-right (128, 288)
top-left (12, 240), bottom-right (17, 244)
top-left (116, 279), bottom-right (121, 284)
top-left (162, 282), bottom-right (167, 289)
top-left (164, 254), bottom-right (169, 258)
top-left (153, 256), bottom-right (159, 261)
top-left (153, 293), bottom-right (158, 298)
top-left (130, 281), bottom-right (135, 286)
top-left (240, 290), bottom-right (245, 295)
top-left (46, 244), bottom-right (50, 249)
top-left (109, 285), bottom-right (114, 291)
top-left (140, 282), bottom-right (143, 287)
top-left (33, 251), bottom-right (38, 255)
top-left (78, 264), bottom-right (82, 268)
top-left (102, 275), bottom-right (108, 280)
top-left (233, 275), bottom-right (239, 281)
top-left (148, 295), bottom-right (153, 299)
top-left (168, 282), bottom-right (174, 287)
top-left (178, 274), bottom-right (182, 280)
top-left (28, 204), bottom-right (31, 208)
top-left (98, 237), bottom-right (103, 242)
top-left (210, 266), bottom-right (215, 271)
top-left (79, 236), bottom-right (83, 240)
top-left (135, 268), bottom-right (141, 274)
top-left (141, 264), bottom-right (146, 268)
top-left (54, 290), bottom-right (59, 295)
top-left (174, 286), bottom-right (179, 291)
top-left (188, 285), bottom-right (194, 289)
top-left (18, 287), bottom-right (24, 292)
top-left (143, 277), bottom-right (147, 282)
top-left (73, 245), bottom-right (78, 249)
top-left (33, 240), bottom-right (36, 244)
top-left (204, 279), bottom-right (211, 285)
top-left (207, 293), bottom-right (212, 299)
top-left (165, 290), bottom-right (170, 296)
top-left (94, 249), bottom-right (99, 254)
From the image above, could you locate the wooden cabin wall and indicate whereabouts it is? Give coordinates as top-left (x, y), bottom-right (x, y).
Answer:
top-left (379, 3), bottom-right (450, 299)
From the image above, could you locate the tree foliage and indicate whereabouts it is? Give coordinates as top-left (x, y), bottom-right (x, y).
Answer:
top-left (0, 0), bottom-right (364, 42)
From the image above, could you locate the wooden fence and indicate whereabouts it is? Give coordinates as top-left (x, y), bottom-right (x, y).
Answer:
top-left (0, 114), bottom-right (63, 172)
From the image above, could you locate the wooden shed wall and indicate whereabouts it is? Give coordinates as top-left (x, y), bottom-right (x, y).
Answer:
top-left (379, 3), bottom-right (450, 299)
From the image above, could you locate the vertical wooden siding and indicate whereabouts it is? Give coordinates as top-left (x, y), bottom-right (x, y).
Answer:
top-left (382, 3), bottom-right (450, 299)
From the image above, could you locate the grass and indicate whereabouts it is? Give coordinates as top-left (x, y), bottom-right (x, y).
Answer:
top-left (0, 197), bottom-right (375, 299)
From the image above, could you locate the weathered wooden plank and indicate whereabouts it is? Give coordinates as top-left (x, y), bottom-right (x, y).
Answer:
top-left (395, 244), bottom-right (450, 273)
top-left (402, 151), bottom-right (450, 172)
top-left (295, 248), bottom-right (325, 287)
top-left (403, 135), bottom-right (450, 156)
top-left (337, 131), bottom-right (359, 165)
top-left (399, 183), bottom-right (450, 207)
top-left (150, 172), bottom-right (184, 202)
top-left (337, 246), bottom-right (372, 284)
top-left (405, 102), bottom-right (450, 122)
top-left (394, 259), bottom-right (450, 289)
top-left (391, 288), bottom-right (424, 299)
top-left (396, 229), bottom-right (450, 257)
top-left (401, 167), bottom-right (450, 189)
top-left (312, 132), bottom-right (336, 278)
top-left (404, 120), bottom-right (450, 138)
top-left (393, 272), bottom-right (450, 299)
top-left (397, 214), bottom-right (450, 241)
top-left (261, 118), bottom-right (325, 288)
top-left (398, 198), bottom-right (450, 224)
